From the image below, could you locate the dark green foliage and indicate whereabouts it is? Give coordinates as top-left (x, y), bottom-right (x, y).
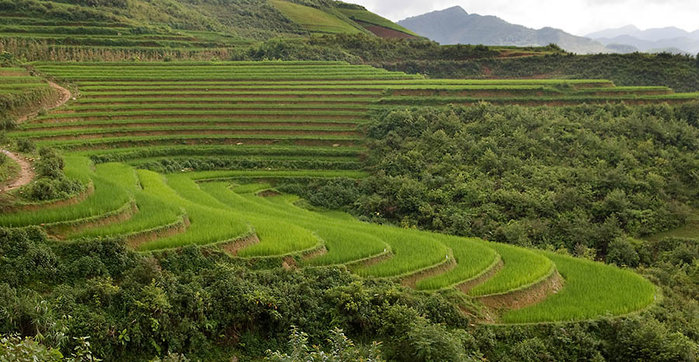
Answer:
top-left (0, 51), bottom-right (15, 67)
top-left (352, 103), bottom-right (699, 254)
top-left (0, 227), bottom-right (474, 360)
top-left (278, 178), bottom-right (363, 210)
top-left (15, 139), bottom-right (34, 153)
top-left (1, 225), bottom-right (696, 360)
top-left (242, 38), bottom-right (360, 62)
top-left (606, 237), bottom-right (641, 267)
top-left (0, 86), bottom-right (55, 131)
top-left (23, 148), bottom-right (83, 201)
top-left (382, 53), bottom-right (699, 92)
top-left (35, 147), bottom-right (64, 178)
top-left (307, 34), bottom-right (499, 63)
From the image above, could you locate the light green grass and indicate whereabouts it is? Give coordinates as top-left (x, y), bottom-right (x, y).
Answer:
top-left (68, 169), bottom-right (184, 239)
top-left (415, 235), bottom-right (500, 290)
top-left (503, 252), bottom-right (657, 323)
top-left (468, 243), bottom-right (554, 296)
top-left (135, 172), bottom-right (250, 251)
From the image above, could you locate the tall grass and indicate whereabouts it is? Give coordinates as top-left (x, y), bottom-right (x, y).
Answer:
top-left (468, 243), bottom-right (554, 296)
top-left (415, 234), bottom-right (499, 290)
top-left (503, 252), bottom-right (657, 323)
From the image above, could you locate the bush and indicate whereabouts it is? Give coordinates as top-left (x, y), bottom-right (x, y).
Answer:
top-left (25, 176), bottom-right (82, 201)
top-left (15, 139), bottom-right (35, 153)
top-left (35, 148), bottom-right (65, 179)
top-left (606, 237), bottom-right (640, 267)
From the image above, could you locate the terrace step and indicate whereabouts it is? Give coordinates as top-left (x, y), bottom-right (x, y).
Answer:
top-left (476, 268), bottom-right (564, 311)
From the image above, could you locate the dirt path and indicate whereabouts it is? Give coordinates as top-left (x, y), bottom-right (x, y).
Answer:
top-left (1, 81), bottom-right (72, 193)
top-left (0, 149), bottom-right (35, 193)
top-left (16, 81), bottom-right (72, 124)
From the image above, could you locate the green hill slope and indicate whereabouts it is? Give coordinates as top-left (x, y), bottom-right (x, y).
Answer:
top-left (0, 0), bottom-right (414, 60)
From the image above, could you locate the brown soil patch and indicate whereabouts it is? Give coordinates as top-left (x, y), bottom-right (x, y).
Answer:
top-left (302, 245), bottom-right (328, 261)
top-left (281, 256), bottom-right (298, 270)
top-left (126, 214), bottom-right (190, 249)
top-left (346, 250), bottom-right (393, 269)
top-left (258, 189), bottom-right (281, 197)
top-left (0, 71), bottom-right (28, 76)
top-left (476, 270), bottom-right (564, 311)
top-left (47, 201), bottom-right (138, 239)
top-left (0, 150), bottom-right (35, 193)
top-left (33, 129), bottom-right (360, 142)
top-left (456, 258), bottom-right (504, 293)
top-left (1, 181), bottom-right (94, 213)
top-left (400, 257), bottom-right (457, 288)
top-left (220, 232), bottom-right (260, 256)
top-left (359, 22), bottom-right (416, 39)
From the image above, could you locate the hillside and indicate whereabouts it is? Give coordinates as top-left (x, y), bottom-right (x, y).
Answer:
top-left (0, 0), bottom-right (415, 60)
top-left (397, 6), bottom-right (610, 54)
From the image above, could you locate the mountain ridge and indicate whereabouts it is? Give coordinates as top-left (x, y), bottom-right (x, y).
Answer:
top-left (586, 25), bottom-right (699, 54)
top-left (397, 6), bottom-right (610, 54)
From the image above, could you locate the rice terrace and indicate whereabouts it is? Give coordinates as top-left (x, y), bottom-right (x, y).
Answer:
top-left (0, 0), bottom-right (697, 361)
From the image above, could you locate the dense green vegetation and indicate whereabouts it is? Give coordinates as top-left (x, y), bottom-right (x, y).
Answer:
top-left (0, 226), bottom-right (695, 361)
top-left (334, 103), bottom-right (699, 258)
top-left (382, 52), bottom-right (699, 92)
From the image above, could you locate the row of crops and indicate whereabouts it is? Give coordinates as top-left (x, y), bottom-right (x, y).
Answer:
top-left (11, 62), bottom-right (697, 170)
top-left (2, 61), bottom-right (684, 323)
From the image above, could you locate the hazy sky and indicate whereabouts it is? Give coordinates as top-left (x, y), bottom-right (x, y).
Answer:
top-left (347, 0), bottom-right (699, 36)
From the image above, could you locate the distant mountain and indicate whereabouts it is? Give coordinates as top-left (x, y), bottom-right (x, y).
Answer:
top-left (397, 6), bottom-right (610, 54)
top-left (587, 25), bottom-right (699, 54)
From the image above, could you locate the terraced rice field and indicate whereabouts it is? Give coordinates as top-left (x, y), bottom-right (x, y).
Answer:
top-left (1, 61), bottom-right (681, 324)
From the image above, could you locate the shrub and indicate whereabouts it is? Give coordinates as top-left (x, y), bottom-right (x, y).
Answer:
top-left (606, 237), bottom-right (641, 267)
top-left (15, 139), bottom-right (35, 153)
top-left (266, 327), bottom-right (383, 362)
top-left (0, 334), bottom-right (63, 361)
top-left (25, 176), bottom-right (82, 201)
